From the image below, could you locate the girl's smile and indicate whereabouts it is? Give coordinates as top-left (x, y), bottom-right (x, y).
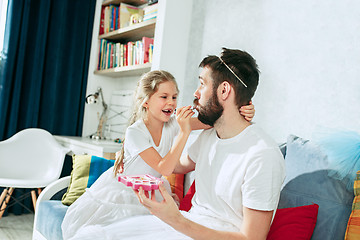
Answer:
top-left (143, 81), bottom-right (178, 123)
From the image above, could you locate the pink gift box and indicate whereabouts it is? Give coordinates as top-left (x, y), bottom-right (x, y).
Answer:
top-left (118, 174), bottom-right (163, 191)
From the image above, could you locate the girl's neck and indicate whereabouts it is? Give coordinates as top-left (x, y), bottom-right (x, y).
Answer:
top-left (143, 117), bottom-right (164, 131)
top-left (143, 117), bottom-right (164, 147)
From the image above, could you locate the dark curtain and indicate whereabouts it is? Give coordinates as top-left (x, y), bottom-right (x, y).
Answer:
top-left (0, 0), bottom-right (96, 215)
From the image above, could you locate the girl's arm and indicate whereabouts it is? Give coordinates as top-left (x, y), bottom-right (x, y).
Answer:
top-left (190, 101), bottom-right (255, 130)
top-left (139, 106), bottom-right (194, 176)
top-left (241, 101), bottom-right (255, 122)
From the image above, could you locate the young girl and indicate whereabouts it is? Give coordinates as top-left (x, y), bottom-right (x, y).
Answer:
top-left (61, 70), bottom-right (254, 239)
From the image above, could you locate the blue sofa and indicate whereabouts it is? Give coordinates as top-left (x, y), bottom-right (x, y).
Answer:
top-left (32, 135), bottom-right (354, 240)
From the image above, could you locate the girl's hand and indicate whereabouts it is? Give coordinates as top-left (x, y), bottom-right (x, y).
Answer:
top-left (176, 106), bottom-right (195, 135)
top-left (240, 101), bottom-right (255, 122)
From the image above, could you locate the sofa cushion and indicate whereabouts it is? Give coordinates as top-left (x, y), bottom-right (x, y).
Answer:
top-left (279, 135), bottom-right (354, 240)
top-left (179, 181), bottom-right (319, 240)
top-left (179, 180), bottom-right (195, 211)
top-left (345, 170), bottom-right (360, 240)
top-left (165, 173), bottom-right (185, 202)
top-left (267, 204), bottom-right (319, 240)
top-left (61, 155), bottom-right (114, 206)
top-left (36, 200), bottom-right (68, 240)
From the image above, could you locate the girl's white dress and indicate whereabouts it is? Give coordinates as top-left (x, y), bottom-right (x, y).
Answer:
top-left (61, 117), bottom-right (179, 240)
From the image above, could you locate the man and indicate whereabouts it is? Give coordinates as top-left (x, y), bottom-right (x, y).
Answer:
top-left (135, 48), bottom-right (285, 239)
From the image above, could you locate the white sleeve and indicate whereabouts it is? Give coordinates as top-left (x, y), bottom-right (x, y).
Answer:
top-left (187, 130), bottom-right (207, 164)
top-left (242, 148), bottom-right (285, 211)
top-left (124, 126), bottom-right (152, 158)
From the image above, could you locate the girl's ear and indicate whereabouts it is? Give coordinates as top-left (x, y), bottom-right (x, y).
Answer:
top-left (143, 102), bottom-right (148, 109)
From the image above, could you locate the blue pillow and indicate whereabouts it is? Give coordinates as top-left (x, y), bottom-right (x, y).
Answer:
top-left (279, 135), bottom-right (353, 240)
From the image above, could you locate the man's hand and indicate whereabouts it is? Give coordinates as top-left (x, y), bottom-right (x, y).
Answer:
top-left (136, 183), bottom-right (182, 225)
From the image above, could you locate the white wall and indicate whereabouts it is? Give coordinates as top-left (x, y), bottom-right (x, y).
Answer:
top-left (83, 0), bottom-right (360, 143)
top-left (183, 0), bottom-right (360, 143)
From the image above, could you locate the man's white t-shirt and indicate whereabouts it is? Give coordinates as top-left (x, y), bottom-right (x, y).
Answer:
top-left (123, 116), bottom-right (179, 178)
top-left (187, 124), bottom-right (285, 230)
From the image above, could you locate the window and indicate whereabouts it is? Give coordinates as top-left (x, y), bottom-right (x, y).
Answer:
top-left (0, 0), bottom-right (8, 61)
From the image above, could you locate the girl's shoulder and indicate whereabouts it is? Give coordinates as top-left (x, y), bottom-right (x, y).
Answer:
top-left (126, 119), bottom-right (148, 136)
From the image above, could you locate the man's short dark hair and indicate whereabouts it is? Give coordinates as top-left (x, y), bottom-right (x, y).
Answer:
top-left (199, 48), bottom-right (260, 107)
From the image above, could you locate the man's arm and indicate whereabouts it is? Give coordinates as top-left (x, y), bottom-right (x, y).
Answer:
top-left (172, 154), bottom-right (195, 174)
top-left (137, 184), bottom-right (273, 240)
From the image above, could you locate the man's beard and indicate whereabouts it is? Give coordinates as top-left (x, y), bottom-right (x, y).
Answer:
top-left (194, 94), bottom-right (223, 127)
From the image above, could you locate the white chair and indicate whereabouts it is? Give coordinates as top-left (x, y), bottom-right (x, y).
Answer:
top-left (0, 128), bottom-right (69, 218)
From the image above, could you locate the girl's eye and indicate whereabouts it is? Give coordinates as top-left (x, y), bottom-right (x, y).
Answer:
top-left (161, 96), bottom-right (167, 99)
top-left (172, 96), bottom-right (177, 100)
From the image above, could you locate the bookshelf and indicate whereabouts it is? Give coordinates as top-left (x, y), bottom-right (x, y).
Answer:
top-left (95, 0), bottom-right (156, 77)
top-left (102, 0), bottom-right (146, 7)
top-left (94, 62), bottom-right (151, 77)
top-left (83, 0), bottom-right (193, 137)
top-left (98, 18), bottom-right (156, 42)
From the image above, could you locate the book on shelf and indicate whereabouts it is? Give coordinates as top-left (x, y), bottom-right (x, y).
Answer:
top-left (149, 44), bottom-right (153, 63)
top-left (143, 3), bottom-right (158, 22)
top-left (97, 37), bottom-right (154, 71)
top-left (100, 3), bottom-right (157, 35)
top-left (99, 6), bottom-right (105, 35)
top-left (142, 36), bottom-right (154, 64)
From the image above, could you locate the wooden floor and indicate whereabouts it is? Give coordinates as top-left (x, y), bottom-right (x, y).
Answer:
top-left (0, 213), bottom-right (34, 240)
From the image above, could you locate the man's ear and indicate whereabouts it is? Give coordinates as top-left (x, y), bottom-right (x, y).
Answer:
top-left (219, 81), bottom-right (231, 100)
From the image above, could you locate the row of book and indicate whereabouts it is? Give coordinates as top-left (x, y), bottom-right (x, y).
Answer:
top-left (97, 37), bottom-right (154, 70)
top-left (99, 3), bottom-right (158, 35)
top-left (143, 3), bottom-right (158, 21)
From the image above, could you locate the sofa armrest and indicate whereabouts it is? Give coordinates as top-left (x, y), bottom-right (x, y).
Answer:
top-left (33, 176), bottom-right (70, 240)
top-left (36, 176), bottom-right (70, 204)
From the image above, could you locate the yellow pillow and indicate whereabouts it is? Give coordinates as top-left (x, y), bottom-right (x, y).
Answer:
top-left (61, 155), bottom-right (114, 206)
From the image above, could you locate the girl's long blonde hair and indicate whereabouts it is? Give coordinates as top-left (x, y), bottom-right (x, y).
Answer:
top-left (113, 70), bottom-right (178, 175)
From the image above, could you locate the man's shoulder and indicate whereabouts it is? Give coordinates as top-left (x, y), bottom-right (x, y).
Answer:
top-left (197, 128), bottom-right (216, 140)
top-left (242, 125), bottom-right (284, 163)
top-left (245, 124), bottom-right (279, 149)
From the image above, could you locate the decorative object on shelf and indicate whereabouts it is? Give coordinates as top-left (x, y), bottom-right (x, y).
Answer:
top-left (86, 87), bottom-right (108, 140)
top-left (130, 13), bottom-right (143, 25)
top-left (119, 3), bottom-right (144, 29)
top-left (148, 0), bottom-right (158, 5)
